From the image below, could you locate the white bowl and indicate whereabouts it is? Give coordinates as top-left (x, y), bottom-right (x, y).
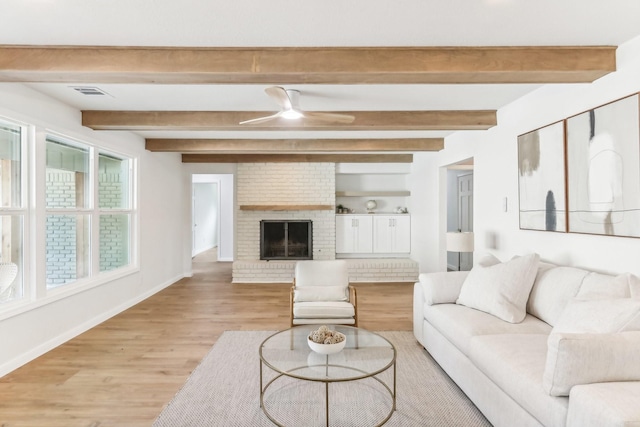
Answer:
top-left (307, 333), bottom-right (346, 354)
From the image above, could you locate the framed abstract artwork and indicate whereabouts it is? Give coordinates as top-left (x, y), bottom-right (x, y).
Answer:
top-left (566, 93), bottom-right (640, 237)
top-left (518, 121), bottom-right (567, 232)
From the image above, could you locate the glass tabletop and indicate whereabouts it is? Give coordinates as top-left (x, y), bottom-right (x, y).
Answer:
top-left (259, 325), bottom-right (396, 382)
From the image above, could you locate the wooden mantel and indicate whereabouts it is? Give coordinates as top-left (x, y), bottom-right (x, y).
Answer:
top-left (239, 205), bottom-right (334, 211)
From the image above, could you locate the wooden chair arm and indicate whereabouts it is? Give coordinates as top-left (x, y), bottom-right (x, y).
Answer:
top-left (348, 285), bottom-right (358, 327)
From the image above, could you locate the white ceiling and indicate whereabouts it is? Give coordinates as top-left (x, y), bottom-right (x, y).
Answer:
top-left (3, 0), bottom-right (640, 142)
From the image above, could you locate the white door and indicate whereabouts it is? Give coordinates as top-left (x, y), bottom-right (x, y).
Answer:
top-left (458, 173), bottom-right (474, 270)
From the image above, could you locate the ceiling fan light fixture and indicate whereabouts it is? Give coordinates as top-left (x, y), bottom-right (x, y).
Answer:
top-left (281, 109), bottom-right (304, 120)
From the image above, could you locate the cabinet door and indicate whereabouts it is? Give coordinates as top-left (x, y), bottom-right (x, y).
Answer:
top-left (373, 215), bottom-right (411, 253)
top-left (353, 215), bottom-right (373, 253)
top-left (373, 215), bottom-right (393, 253)
top-left (392, 215), bottom-right (411, 253)
top-left (335, 216), bottom-right (354, 253)
top-left (336, 215), bottom-right (373, 254)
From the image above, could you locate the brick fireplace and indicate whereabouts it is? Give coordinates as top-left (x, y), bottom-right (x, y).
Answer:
top-left (232, 162), bottom-right (336, 283)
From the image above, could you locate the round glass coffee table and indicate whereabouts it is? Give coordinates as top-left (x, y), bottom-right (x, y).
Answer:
top-left (259, 325), bottom-right (396, 426)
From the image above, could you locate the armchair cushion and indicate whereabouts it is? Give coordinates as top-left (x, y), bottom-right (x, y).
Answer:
top-left (293, 286), bottom-right (348, 302)
top-left (294, 260), bottom-right (349, 287)
top-left (293, 301), bottom-right (355, 319)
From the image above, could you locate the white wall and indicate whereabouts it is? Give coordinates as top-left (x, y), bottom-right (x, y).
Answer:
top-left (407, 153), bottom-right (442, 273)
top-left (0, 83), bottom-right (186, 376)
top-left (437, 34), bottom-right (640, 276)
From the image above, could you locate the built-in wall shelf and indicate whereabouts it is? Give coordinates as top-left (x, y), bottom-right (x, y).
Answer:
top-left (336, 191), bottom-right (411, 197)
top-left (239, 204), bottom-right (334, 211)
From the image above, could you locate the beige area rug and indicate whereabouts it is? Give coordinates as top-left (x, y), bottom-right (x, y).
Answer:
top-left (153, 331), bottom-right (492, 427)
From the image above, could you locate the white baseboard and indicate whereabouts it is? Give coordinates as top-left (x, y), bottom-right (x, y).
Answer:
top-left (0, 273), bottom-right (185, 378)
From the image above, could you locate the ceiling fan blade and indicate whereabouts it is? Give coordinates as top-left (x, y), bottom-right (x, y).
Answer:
top-left (239, 112), bottom-right (282, 125)
top-left (302, 111), bottom-right (356, 124)
top-left (265, 86), bottom-right (293, 111)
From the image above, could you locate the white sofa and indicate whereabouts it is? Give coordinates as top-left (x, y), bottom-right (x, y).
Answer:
top-left (413, 254), bottom-right (640, 427)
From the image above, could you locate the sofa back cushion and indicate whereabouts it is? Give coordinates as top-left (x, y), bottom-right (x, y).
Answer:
top-left (526, 265), bottom-right (588, 326)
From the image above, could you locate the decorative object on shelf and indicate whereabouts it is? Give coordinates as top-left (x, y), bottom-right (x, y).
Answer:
top-left (446, 231), bottom-right (474, 271)
top-left (307, 325), bottom-right (346, 354)
top-left (336, 204), bottom-right (345, 214)
top-left (395, 206), bottom-right (409, 214)
top-left (365, 199), bottom-right (377, 213)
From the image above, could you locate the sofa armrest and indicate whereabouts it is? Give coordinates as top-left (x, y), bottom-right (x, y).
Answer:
top-left (567, 382), bottom-right (640, 427)
top-left (413, 271), bottom-right (469, 345)
top-left (419, 271), bottom-right (469, 305)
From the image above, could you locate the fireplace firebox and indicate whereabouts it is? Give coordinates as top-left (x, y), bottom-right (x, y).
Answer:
top-left (260, 220), bottom-right (312, 260)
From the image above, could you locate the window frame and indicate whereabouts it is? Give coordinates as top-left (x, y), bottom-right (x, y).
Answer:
top-left (0, 123), bottom-right (139, 321)
top-left (0, 116), bottom-right (28, 309)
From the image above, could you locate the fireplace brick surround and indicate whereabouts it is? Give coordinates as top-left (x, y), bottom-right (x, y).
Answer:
top-left (232, 162), bottom-right (418, 283)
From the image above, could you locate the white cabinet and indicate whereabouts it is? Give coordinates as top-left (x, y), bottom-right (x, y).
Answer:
top-left (335, 215), bottom-right (373, 254)
top-left (336, 214), bottom-right (410, 255)
top-left (373, 215), bottom-right (411, 253)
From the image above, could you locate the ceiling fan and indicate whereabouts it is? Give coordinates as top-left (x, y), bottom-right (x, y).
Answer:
top-left (239, 86), bottom-right (356, 125)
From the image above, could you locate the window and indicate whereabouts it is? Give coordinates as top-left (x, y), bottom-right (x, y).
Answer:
top-left (98, 153), bottom-right (132, 273)
top-left (0, 118), bottom-right (137, 315)
top-left (45, 137), bottom-right (135, 289)
top-left (0, 120), bottom-right (24, 304)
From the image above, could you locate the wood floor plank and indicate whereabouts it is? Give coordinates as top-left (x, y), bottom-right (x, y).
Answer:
top-left (0, 253), bottom-right (413, 426)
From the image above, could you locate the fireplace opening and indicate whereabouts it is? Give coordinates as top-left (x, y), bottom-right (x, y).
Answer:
top-left (260, 220), bottom-right (312, 260)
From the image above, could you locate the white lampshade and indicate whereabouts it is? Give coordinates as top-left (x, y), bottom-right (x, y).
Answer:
top-left (446, 232), bottom-right (474, 253)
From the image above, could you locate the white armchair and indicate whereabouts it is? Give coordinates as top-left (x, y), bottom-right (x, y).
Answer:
top-left (290, 260), bottom-right (358, 327)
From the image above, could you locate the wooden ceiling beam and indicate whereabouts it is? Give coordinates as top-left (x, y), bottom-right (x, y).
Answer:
top-left (84, 110), bottom-right (496, 131)
top-left (146, 138), bottom-right (444, 152)
top-left (182, 154), bottom-right (413, 163)
top-left (0, 45), bottom-right (616, 84)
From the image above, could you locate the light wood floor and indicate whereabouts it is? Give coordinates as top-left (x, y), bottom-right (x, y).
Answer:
top-left (0, 252), bottom-right (413, 426)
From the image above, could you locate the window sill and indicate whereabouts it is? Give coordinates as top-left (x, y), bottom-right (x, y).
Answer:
top-left (0, 265), bottom-right (140, 322)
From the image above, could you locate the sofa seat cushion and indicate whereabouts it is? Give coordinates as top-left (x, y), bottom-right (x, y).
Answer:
top-left (567, 382), bottom-right (640, 427)
top-left (293, 301), bottom-right (355, 319)
top-left (423, 303), bottom-right (552, 356)
top-left (469, 334), bottom-right (569, 427)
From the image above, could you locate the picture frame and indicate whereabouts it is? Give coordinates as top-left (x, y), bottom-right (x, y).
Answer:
top-left (566, 93), bottom-right (640, 237)
top-left (517, 121), bottom-right (567, 232)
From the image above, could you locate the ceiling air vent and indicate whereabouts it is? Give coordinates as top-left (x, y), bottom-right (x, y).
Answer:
top-left (70, 86), bottom-right (110, 96)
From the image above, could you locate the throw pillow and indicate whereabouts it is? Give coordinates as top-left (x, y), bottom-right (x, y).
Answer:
top-left (456, 253), bottom-right (540, 323)
top-left (293, 286), bottom-right (348, 302)
top-left (576, 272), bottom-right (633, 300)
top-left (552, 298), bottom-right (640, 334)
top-left (543, 331), bottom-right (640, 396)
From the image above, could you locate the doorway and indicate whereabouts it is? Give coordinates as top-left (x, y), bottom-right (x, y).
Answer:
top-left (446, 160), bottom-right (474, 271)
top-left (191, 174), bottom-right (234, 266)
